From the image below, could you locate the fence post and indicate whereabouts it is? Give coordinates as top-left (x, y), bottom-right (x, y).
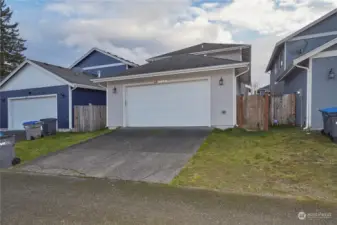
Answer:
top-left (264, 94), bottom-right (269, 131)
top-left (89, 103), bottom-right (93, 131)
top-left (238, 95), bottom-right (244, 128)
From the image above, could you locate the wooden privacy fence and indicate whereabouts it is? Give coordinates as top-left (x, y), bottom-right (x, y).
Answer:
top-left (74, 104), bottom-right (106, 132)
top-left (237, 94), bottom-right (296, 131)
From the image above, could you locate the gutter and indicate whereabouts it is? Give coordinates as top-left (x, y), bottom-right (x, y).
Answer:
top-left (92, 62), bottom-right (250, 83)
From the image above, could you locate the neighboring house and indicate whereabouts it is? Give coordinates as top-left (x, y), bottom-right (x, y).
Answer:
top-left (266, 8), bottom-right (337, 130)
top-left (0, 59), bottom-right (105, 131)
top-left (69, 47), bottom-right (138, 78)
top-left (92, 43), bottom-right (251, 129)
top-left (257, 84), bottom-right (270, 95)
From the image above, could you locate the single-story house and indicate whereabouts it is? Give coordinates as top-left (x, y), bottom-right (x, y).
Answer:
top-left (266, 8), bottom-right (337, 130)
top-left (0, 59), bottom-right (105, 131)
top-left (69, 47), bottom-right (138, 78)
top-left (92, 43), bottom-right (251, 129)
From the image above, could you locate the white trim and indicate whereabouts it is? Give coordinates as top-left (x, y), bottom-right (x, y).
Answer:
top-left (122, 84), bottom-right (126, 127)
top-left (276, 65), bottom-right (296, 82)
top-left (240, 48), bottom-right (243, 61)
top-left (7, 94), bottom-right (58, 130)
top-left (232, 69), bottom-right (237, 126)
top-left (290, 31), bottom-right (337, 42)
top-left (0, 61), bottom-right (27, 88)
top-left (82, 63), bottom-right (125, 70)
top-left (106, 85), bottom-right (109, 128)
top-left (68, 86), bottom-right (72, 130)
top-left (308, 57), bottom-right (313, 128)
top-left (0, 60), bottom-right (73, 88)
top-left (147, 46), bottom-right (250, 62)
top-left (122, 76), bottom-right (212, 127)
top-left (69, 47), bottom-right (138, 68)
top-left (73, 83), bottom-right (105, 91)
top-left (266, 8), bottom-right (337, 71)
top-left (293, 37), bottom-right (337, 65)
top-left (313, 50), bottom-right (337, 58)
top-left (92, 62), bottom-right (249, 83)
top-left (58, 129), bottom-right (71, 132)
top-left (284, 42), bottom-right (287, 70)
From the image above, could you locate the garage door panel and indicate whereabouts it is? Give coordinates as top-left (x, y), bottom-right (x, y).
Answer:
top-left (9, 95), bottom-right (57, 130)
top-left (126, 80), bottom-right (210, 127)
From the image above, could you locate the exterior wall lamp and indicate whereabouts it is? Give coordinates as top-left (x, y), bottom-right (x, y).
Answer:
top-left (113, 86), bottom-right (117, 94)
top-left (219, 77), bottom-right (224, 86)
top-left (328, 68), bottom-right (335, 79)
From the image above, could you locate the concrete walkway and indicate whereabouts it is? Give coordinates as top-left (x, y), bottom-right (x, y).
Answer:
top-left (1, 171), bottom-right (336, 225)
top-left (18, 128), bottom-right (210, 183)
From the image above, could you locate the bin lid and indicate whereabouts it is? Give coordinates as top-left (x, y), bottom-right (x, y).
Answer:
top-left (40, 118), bottom-right (57, 122)
top-left (319, 107), bottom-right (337, 113)
top-left (23, 121), bottom-right (40, 126)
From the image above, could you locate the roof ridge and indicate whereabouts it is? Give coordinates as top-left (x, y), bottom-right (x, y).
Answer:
top-left (29, 59), bottom-right (97, 78)
top-left (192, 54), bottom-right (242, 62)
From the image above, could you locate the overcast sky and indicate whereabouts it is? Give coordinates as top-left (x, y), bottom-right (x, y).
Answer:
top-left (7, 0), bottom-right (337, 87)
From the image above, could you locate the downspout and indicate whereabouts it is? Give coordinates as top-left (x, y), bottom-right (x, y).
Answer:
top-left (69, 86), bottom-right (78, 131)
top-left (235, 66), bottom-right (250, 95)
top-left (294, 64), bottom-right (310, 130)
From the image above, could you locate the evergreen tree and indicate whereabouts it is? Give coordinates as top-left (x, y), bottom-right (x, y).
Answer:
top-left (0, 0), bottom-right (26, 79)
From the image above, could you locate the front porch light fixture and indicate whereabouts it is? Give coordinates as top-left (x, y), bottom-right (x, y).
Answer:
top-left (328, 68), bottom-right (335, 79)
top-left (219, 77), bottom-right (224, 86)
top-left (113, 86), bottom-right (117, 94)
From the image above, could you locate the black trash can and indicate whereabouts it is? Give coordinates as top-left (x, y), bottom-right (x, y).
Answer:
top-left (319, 107), bottom-right (337, 142)
top-left (40, 118), bottom-right (57, 136)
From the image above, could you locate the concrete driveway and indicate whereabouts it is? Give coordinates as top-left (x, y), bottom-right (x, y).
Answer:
top-left (19, 128), bottom-right (210, 183)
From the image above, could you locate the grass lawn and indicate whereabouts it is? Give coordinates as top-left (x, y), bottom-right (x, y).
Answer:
top-left (171, 127), bottom-right (337, 202)
top-left (15, 129), bottom-right (111, 163)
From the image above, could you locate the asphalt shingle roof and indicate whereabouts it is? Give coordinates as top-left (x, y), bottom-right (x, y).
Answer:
top-left (115, 54), bottom-right (247, 77)
top-left (30, 60), bottom-right (100, 88)
top-left (149, 43), bottom-right (250, 60)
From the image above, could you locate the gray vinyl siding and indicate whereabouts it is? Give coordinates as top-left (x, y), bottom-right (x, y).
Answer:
top-left (294, 13), bottom-right (337, 37)
top-left (283, 68), bottom-right (307, 127)
top-left (269, 45), bottom-right (286, 95)
top-left (106, 69), bottom-right (236, 129)
top-left (311, 56), bottom-right (337, 130)
top-left (286, 35), bottom-right (337, 66)
top-left (324, 43), bottom-right (337, 52)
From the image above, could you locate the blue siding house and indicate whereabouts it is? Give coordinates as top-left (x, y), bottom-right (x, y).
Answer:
top-left (266, 8), bottom-right (337, 130)
top-left (69, 47), bottom-right (138, 78)
top-left (0, 59), bottom-right (106, 131)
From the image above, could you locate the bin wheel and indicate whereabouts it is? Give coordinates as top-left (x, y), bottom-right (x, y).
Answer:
top-left (12, 157), bottom-right (21, 166)
top-left (30, 136), bottom-right (35, 140)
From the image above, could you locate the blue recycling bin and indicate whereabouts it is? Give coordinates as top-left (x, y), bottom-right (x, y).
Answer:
top-left (319, 107), bottom-right (337, 142)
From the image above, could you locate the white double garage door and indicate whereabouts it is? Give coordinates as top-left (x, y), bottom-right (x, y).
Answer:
top-left (8, 95), bottom-right (57, 130)
top-left (124, 79), bottom-right (211, 127)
